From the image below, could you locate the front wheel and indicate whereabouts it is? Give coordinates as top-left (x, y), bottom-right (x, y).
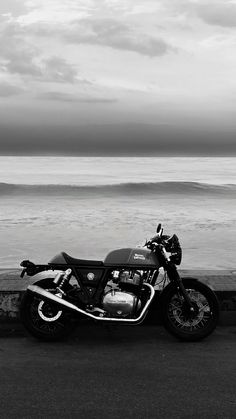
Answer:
top-left (161, 278), bottom-right (219, 341)
top-left (20, 278), bottom-right (75, 341)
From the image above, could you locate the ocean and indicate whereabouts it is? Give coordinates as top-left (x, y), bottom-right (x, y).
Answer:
top-left (0, 156), bottom-right (236, 269)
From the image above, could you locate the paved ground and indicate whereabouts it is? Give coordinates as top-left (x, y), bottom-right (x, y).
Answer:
top-left (0, 325), bottom-right (236, 419)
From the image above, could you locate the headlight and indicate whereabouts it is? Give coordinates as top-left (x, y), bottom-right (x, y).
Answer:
top-left (166, 234), bottom-right (182, 265)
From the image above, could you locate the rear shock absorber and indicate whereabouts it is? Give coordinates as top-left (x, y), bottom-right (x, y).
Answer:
top-left (53, 269), bottom-right (72, 294)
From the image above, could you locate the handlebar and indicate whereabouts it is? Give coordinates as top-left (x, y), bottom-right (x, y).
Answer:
top-left (145, 225), bottom-right (182, 265)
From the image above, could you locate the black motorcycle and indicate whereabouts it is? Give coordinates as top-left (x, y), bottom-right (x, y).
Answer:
top-left (20, 224), bottom-right (219, 341)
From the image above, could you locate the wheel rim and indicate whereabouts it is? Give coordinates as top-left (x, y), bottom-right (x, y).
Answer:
top-left (168, 289), bottom-right (212, 331)
top-left (38, 301), bottom-right (62, 322)
top-left (29, 296), bottom-right (66, 334)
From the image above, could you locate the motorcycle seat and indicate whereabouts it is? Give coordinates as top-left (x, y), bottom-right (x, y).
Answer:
top-left (62, 252), bottom-right (104, 266)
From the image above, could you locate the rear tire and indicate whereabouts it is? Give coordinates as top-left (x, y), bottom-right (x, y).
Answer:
top-left (161, 278), bottom-right (219, 341)
top-left (20, 278), bottom-right (75, 341)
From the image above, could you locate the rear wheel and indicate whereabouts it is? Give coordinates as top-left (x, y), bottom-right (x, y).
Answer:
top-left (20, 278), bottom-right (75, 341)
top-left (161, 278), bottom-right (219, 341)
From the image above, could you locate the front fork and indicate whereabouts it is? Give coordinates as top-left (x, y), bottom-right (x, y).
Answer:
top-left (166, 263), bottom-right (195, 311)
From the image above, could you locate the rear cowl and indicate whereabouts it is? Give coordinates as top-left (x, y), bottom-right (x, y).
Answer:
top-left (104, 248), bottom-right (160, 268)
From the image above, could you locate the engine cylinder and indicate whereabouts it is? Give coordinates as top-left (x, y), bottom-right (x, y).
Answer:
top-left (119, 270), bottom-right (142, 286)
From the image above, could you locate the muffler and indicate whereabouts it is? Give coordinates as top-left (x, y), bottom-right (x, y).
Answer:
top-left (27, 283), bottom-right (155, 324)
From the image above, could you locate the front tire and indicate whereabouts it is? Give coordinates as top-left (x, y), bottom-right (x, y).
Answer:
top-left (20, 278), bottom-right (75, 341)
top-left (161, 278), bottom-right (219, 341)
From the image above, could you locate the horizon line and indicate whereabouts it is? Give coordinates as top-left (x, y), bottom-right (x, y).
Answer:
top-left (1, 152), bottom-right (236, 158)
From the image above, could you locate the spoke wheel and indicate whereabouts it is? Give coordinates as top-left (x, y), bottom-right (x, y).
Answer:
top-left (161, 278), bottom-right (219, 341)
top-left (20, 279), bottom-right (75, 341)
top-left (37, 300), bottom-right (62, 322)
top-left (168, 291), bottom-right (211, 330)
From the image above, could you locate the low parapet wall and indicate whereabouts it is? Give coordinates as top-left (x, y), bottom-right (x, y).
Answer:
top-left (1, 269), bottom-right (236, 326)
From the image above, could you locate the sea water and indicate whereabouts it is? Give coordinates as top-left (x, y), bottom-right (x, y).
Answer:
top-left (0, 156), bottom-right (236, 269)
top-left (0, 156), bottom-right (236, 185)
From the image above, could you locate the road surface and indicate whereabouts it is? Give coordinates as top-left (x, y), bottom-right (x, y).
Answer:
top-left (0, 324), bottom-right (236, 418)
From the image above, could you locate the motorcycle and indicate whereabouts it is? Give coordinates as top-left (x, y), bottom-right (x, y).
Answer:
top-left (20, 223), bottom-right (219, 341)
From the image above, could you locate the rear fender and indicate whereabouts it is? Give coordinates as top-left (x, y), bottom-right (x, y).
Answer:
top-left (30, 270), bottom-right (64, 283)
top-left (20, 260), bottom-right (64, 279)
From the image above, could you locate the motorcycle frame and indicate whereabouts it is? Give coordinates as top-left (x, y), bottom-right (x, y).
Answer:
top-left (23, 255), bottom-right (199, 326)
top-left (23, 257), bottom-right (188, 308)
top-left (24, 262), bottom-right (159, 324)
top-left (42, 262), bottom-right (159, 305)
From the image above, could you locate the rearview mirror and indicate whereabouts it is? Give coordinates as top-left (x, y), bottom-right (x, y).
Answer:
top-left (156, 223), bottom-right (162, 233)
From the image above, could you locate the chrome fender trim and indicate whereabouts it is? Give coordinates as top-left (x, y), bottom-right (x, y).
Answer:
top-left (27, 283), bottom-right (155, 323)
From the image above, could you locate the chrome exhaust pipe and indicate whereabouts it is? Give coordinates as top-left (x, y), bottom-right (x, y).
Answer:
top-left (27, 283), bottom-right (155, 324)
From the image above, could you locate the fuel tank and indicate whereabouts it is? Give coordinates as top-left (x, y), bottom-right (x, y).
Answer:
top-left (104, 248), bottom-right (160, 268)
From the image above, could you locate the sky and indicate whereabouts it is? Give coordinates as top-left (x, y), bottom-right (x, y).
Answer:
top-left (0, 0), bottom-right (236, 155)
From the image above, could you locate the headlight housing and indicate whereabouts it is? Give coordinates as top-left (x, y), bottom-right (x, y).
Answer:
top-left (165, 234), bottom-right (182, 265)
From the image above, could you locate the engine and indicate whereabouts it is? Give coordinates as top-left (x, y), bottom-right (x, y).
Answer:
top-left (102, 290), bottom-right (141, 317)
top-left (102, 269), bottom-right (143, 318)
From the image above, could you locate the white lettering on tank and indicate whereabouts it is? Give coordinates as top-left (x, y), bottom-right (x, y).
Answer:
top-left (133, 254), bottom-right (146, 260)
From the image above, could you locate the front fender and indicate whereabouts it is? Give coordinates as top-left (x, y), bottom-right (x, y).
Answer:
top-left (159, 276), bottom-right (201, 301)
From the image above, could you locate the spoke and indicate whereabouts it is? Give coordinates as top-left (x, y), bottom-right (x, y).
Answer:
top-left (169, 303), bottom-right (182, 311)
top-left (198, 304), bottom-right (210, 313)
top-left (168, 291), bottom-right (213, 331)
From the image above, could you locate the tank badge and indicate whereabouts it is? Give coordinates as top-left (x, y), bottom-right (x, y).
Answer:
top-left (133, 254), bottom-right (145, 260)
top-left (87, 272), bottom-right (95, 281)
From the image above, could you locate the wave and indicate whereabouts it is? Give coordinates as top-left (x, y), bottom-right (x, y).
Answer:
top-left (1, 181), bottom-right (236, 197)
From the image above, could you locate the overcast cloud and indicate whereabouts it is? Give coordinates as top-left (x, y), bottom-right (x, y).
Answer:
top-left (0, 82), bottom-right (24, 97)
top-left (39, 91), bottom-right (118, 103)
top-left (0, 0), bottom-right (236, 155)
top-left (62, 17), bottom-right (175, 57)
top-left (193, 2), bottom-right (236, 28)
